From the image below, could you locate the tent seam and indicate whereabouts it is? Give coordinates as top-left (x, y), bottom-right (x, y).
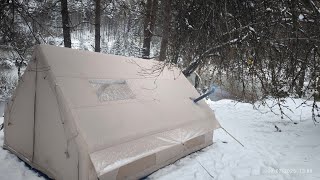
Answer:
top-left (31, 57), bottom-right (38, 163)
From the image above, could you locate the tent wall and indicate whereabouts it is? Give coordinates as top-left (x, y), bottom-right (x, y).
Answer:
top-left (4, 59), bottom-right (37, 162)
top-left (32, 61), bottom-right (79, 180)
top-left (4, 58), bottom-right (82, 180)
top-left (98, 131), bottom-right (213, 180)
top-left (36, 47), bottom-right (98, 180)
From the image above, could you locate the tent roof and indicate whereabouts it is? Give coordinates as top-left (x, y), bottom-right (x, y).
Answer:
top-left (35, 45), bottom-right (219, 154)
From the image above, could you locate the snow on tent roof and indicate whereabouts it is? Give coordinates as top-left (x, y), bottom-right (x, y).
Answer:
top-left (3, 45), bottom-right (220, 180)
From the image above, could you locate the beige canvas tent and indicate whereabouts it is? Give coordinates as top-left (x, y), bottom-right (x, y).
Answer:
top-left (3, 45), bottom-right (220, 180)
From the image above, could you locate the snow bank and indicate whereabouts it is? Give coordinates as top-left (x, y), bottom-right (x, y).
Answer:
top-left (0, 98), bottom-right (319, 180)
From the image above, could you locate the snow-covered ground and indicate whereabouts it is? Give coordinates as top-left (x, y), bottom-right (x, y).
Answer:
top-left (0, 98), bottom-right (319, 180)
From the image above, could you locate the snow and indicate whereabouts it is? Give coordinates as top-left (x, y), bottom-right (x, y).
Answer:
top-left (249, 26), bottom-right (256, 32)
top-left (230, 39), bottom-right (238, 43)
top-left (148, 99), bottom-right (320, 180)
top-left (0, 98), bottom-right (319, 180)
top-left (185, 18), bottom-right (193, 29)
top-left (299, 14), bottom-right (304, 20)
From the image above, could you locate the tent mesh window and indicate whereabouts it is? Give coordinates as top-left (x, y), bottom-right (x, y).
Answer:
top-left (89, 80), bottom-right (135, 101)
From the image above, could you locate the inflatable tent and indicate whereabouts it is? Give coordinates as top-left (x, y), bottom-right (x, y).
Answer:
top-left (3, 45), bottom-right (220, 180)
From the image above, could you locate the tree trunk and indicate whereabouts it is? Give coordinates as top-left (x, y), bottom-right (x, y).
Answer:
top-left (297, 62), bottom-right (307, 97)
top-left (60, 0), bottom-right (71, 48)
top-left (290, 0), bottom-right (299, 93)
top-left (150, 0), bottom-right (158, 37)
top-left (316, 76), bottom-right (320, 101)
top-left (194, 74), bottom-right (200, 89)
top-left (159, 0), bottom-right (171, 61)
top-left (142, 0), bottom-right (153, 59)
top-left (95, 0), bottom-right (101, 52)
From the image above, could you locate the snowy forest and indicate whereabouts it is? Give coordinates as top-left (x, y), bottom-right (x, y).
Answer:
top-left (0, 0), bottom-right (320, 122)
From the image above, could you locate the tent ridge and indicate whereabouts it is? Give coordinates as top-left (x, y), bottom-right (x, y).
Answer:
top-left (31, 57), bottom-right (39, 163)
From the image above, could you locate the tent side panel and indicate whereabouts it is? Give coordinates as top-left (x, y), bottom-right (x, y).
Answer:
top-left (33, 69), bottom-right (79, 180)
top-left (3, 60), bottom-right (37, 161)
top-left (97, 131), bottom-right (213, 180)
top-left (125, 132), bottom-right (213, 180)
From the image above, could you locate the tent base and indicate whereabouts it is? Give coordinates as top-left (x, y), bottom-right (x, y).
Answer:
top-left (97, 131), bottom-right (214, 180)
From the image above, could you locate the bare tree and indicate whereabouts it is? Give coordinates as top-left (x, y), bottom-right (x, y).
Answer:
top-left (159, 0), bottom-right (171, 61)
top-left (60, 0), bottom-right (71, 48)
top-left (95, 0), bottom-right (101, 52)
top-left (142, 0), bottom-right (158, 59)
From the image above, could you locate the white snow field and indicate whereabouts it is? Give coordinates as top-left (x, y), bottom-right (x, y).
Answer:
top-left (0, 98), bottom-right (319, 180)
